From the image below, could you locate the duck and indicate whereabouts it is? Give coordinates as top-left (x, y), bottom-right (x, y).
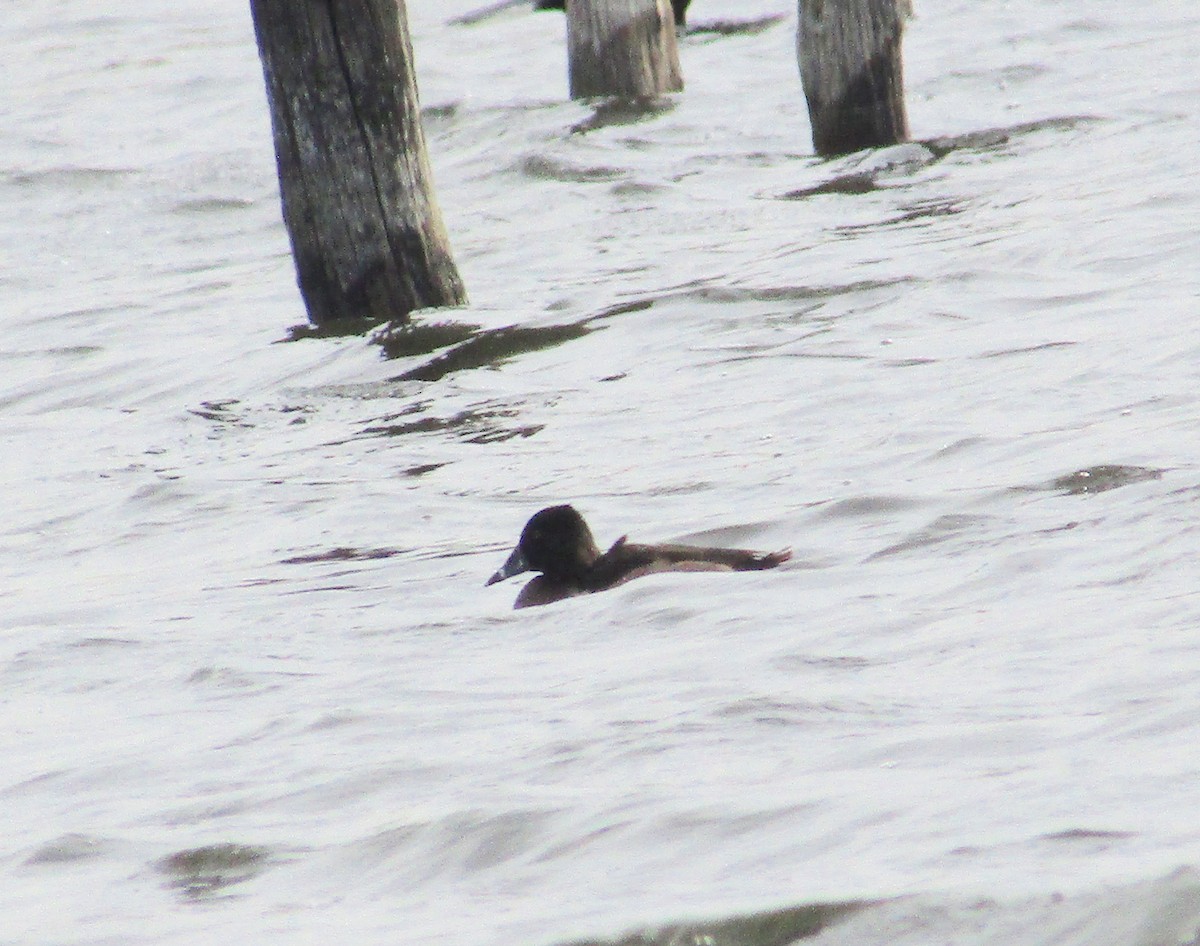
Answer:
top-left (533, 0), bottom-right (691, 28)
top-left (487, 504), bottom-right (790, 609)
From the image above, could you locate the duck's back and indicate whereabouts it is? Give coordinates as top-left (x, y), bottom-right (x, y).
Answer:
top-left (583, 539), bottom-right (790, 591)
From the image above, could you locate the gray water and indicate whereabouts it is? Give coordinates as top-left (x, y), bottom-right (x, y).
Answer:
top-left (4, 1), bottom-right (1200, 944)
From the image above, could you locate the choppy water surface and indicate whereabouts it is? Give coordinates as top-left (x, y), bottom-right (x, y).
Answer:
top-left (3, 1), bottom-right (1200, 944)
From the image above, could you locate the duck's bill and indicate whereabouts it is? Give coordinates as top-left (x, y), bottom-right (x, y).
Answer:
top-left (486, 546), bottom-right (530, 586)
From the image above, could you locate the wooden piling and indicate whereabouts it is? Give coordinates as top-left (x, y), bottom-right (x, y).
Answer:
top-left (565, 0), bottom-right (684, 99)
top-left (797, 0), bottom-right (909, 157)
top-left (250, 0), bottom-right (466, 326)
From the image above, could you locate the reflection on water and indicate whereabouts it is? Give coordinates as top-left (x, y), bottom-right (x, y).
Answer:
top-left (571, 98), bottom-right (678, 136)
top-left (556, 899), bottom-right (868, 946)
top-left (1043, 464), bottom-right (1165, 496)
top-left (158, 844), bottom-right (272, 900)
top-left (361, 403), bottom-right (543, 444)
top-left (390, 321), bottom-right (595, 382)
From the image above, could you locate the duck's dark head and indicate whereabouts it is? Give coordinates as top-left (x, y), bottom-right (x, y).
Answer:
top-left (487, 505), bottom-right (602, 585)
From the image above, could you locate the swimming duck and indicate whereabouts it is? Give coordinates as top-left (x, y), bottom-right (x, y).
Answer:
top-left (533, 0), bottom-right (692, 28)
top-left (487, 504), bottom-right (790, 609)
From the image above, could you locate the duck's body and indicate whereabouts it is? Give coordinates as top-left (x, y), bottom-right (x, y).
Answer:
top-left (533, 0), bottom-right (691, 27)
top-left (487, 505), bottom-right (790, 609)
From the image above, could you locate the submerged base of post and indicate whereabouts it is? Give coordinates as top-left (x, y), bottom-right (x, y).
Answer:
top-left (567, 0), bottom-right (684, 99)
top-left (797, 0), bottom-right (909, 157)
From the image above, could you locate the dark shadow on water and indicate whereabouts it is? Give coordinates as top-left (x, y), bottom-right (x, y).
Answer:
top-left (686, 14), bottom-right (787, 37)
top-left (776, 145), bottom-right (931, 201)
top-left (571, 98), bottom-right (677, 136)
top-left (518, 152), bottom-right (628, 182)
top-left (779, 115), bottom-right (1099, 201)
top-left (867, 512), bottom-right (990, 560)
top-left (188, 399), bottom-right (253, 428)
top-left (280, 547), bottom-right (407, 565)
top-left (375, 320), bottom-right (482, 359)
top-left (158, 843), bottom-right (271, 901)
top-left (1040, 827), bottom-right (1137, 843)
top-left (380, 300), bottom-right (652, 383)
top-left (783, 172), bottom-right (881, 199)
top-left (447, 0), bottom-right (525, 26)
top-left (1023, 464), bottom-right (1165, 496)
top-left (283, 316), bottom-right (389, 341)
top-left (323, 300), bottom-right (656, 445)
top-left (422, 101), bottom-right (461, 125)
top-left (664, 277), bottom-right (911, 306)
top-left (391, 325), bottom-right (589, 383)
top-left (361, 403), bottom-right (544, 443)
top-left (978, 340), bottom-right (1078, 360)
top-left (922, 115), bottom-right (1101, 160)
top-left (284, 310), bottom-right (479, 345)
top-left (24, 833), bottom-right (109, 865)
top-left (557, 899), bottom-right (871, 946)
top-left (401, 462), bottom-right (450, 477)
top-left (832, 195), bottom-right (967, 237)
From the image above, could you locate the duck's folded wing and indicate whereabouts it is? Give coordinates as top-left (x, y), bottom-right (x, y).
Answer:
top-left (595, 540), bottom-right (790, 576)
top-left (630, 542), bottom-right (791, 571)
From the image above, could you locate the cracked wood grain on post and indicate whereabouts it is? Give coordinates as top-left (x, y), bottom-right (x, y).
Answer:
top-left (250, 0), bottom-right (465, 325)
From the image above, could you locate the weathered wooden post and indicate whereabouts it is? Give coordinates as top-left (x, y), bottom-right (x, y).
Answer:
top-left (797, 0), bottom-right (909, 157)
top-left (536, 0), bottom-right (692, 29)
top-left (565, 0), bottom-right (684, 99)
top-left (250, 0), bottom-right (466, 326)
